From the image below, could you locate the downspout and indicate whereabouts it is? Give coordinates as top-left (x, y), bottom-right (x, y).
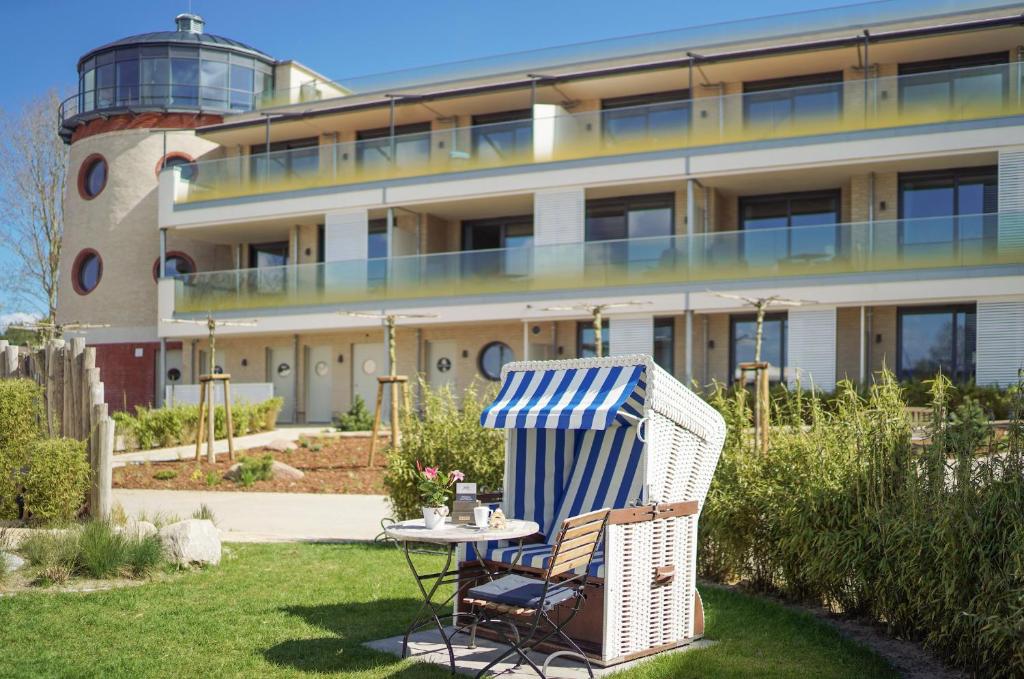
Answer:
top-left (859, 305), bottom-right (867, 385)
top-left (157, 227), bottom-right (168, 407)
top-left (701, 315), bottom-right (709, 384)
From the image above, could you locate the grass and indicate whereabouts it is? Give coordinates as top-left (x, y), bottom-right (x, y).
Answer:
top-left (0, 543), bottom-right (895, 678)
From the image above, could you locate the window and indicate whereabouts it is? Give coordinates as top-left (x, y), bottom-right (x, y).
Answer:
top-left (602, 90), bottom-right (690, 144)
top-left (249, 241), bottom-right (288, 295)
top-left (739, 190), bottom-right (840, 265)
top-left (472, 110), bottom-right (533, 162)
top-left (367, 219), bottom-right (388, 288)
top-left (78, 154), bottom-right (108, 199)
top-left (897, 305), bottom-right (976, 382)
top-left (585, 193), bottom-right (675, 272)
top-left (899, 53), bottom-right (1007, 114)
top-left (356, 123), bottom-right (431, 173)
top-left (899, 167), bottom-right (997, 258)
top-left (72, 249), bottom-right (102, 295)
top-left (250, 137), bottom-right (319, 182)
top-left (654, 317), bottom-right (675, 375)
top-left (158, 153), bottom-right (197, 182)
top-left (479, 342), bottom-right (515, 381)
top-left (152, 252), bottom-right (196, 281)
top-left (317, 224), bottom-right (325, 264)
top-left (577, 320), bottom-right (610, 359)
top-left (744, 72), bottom-right (843, 130)
top-left (730, 313), bottom-right (787, 384)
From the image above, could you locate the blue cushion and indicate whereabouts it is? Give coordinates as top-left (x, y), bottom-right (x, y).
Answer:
top-left (467, 573), bottom-right (576, 610)
top-left (466, 541), bottom-right (605, 578)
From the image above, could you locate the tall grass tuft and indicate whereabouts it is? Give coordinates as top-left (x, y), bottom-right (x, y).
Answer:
top-left (699, 371), bottom-right (1024, 678)
top-left (77, 521), bottom-right (128, 578)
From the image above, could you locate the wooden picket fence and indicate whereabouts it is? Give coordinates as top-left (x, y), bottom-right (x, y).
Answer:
top-left (0, 337), bottom-right (113, 518)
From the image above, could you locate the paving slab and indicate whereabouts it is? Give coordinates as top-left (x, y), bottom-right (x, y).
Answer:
top-left (365, 626), bottom-right (714, 677)
top-left (112, 489), bottom-right (390, 542)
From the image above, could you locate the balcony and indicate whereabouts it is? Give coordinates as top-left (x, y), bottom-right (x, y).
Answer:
top-left (171, 62), bottom-right (1024, 205)
top-left (170, 212), bottom-right (1023, 314)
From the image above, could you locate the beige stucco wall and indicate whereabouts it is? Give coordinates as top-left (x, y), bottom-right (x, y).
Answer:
top-left (58, 128), bottom-right (221, 333)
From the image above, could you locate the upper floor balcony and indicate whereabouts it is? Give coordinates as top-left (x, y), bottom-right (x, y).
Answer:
top-left (170, 61), bottom-right (1024, 206)
top-left (168, 211), bottom-right (1024, 315)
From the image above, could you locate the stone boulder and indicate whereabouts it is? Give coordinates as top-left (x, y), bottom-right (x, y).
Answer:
top-left (224, 460), bottom-right (305, 482)
top-left (159, 519), bottom-right (221, 566)
top-left (265, 439), bottom-right (297, 452)
top-left (2, 551), bottom-right (25, 572)
top-left (118, 519), bottom-right (158, 540)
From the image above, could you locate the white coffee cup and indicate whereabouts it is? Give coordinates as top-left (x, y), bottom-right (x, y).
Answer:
top-left (473, 505), bottom-right (491, 528)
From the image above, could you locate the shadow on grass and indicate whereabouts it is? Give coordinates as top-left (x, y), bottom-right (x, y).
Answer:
top-left (264, 598), bottom-right (447, 677)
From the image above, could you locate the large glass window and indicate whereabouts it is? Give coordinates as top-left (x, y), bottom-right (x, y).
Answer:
top-left (897, 305), bottom-right (976, 382)
top-left (170, 54), bottom-right (199, 106)
top-left (585, 193), bottom-right (675, 272)
top-left (472, 110), bottom-right (533, 163)
top-left (356, 123), bottom-right (431, 173)
top-left (730, 313), bottom-right (787, 384)
top-left (249, 241), bottom-right (288, 295)
top-left (602, 90), bottom-right (690, 145)
top-left (899, 167), bottom-right (997, 260)
top-left (899, 53), bottom-right (1007, 115)
top-left (654, 317), bottom-right (675, 375)
top-left (739, 191), bottom-right (840, 266)
top-left (462, 216), bottom-right (533, 278)
top-left (744, 72), bottom-right (843, 131)
top-left (250, 137), bottom-right (320, 182)
top-left (367, 219), bottom-right (388, 288)
top-left (577, 320), bottom-right (610, 359)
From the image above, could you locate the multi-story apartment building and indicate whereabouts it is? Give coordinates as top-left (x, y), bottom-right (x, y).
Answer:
top-left (58, 1), bottom-right (1024, 422)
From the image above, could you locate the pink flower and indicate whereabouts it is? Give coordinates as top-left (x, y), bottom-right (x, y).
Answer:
top-left (423, 466), bottom-right (439, 480)
top-left (451, 470), bottom-right (465, 482)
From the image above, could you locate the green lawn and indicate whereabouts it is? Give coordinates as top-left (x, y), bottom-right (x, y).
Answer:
top-left (0, 543), bottom-right (895, 678)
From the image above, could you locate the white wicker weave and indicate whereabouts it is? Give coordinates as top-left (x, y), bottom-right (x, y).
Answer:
top-left (489, 354), bottom-right (726, 663)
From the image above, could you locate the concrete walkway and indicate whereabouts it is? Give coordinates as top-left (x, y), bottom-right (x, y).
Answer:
top-left (113, 425), bottom-right (332, 465)
top-left (112, 489), bottom-right (391, 542)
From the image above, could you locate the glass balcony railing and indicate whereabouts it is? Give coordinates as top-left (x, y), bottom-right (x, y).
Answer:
top-left (173, 62), bottom-right (1024, 204)
top-left (171, 212), bottom-right (1024, 313)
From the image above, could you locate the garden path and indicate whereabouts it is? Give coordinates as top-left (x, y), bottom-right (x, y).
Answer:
top-left (113, 425), bottom-right (331, 465)
top-left (112, 489), bottom-right (390, 542)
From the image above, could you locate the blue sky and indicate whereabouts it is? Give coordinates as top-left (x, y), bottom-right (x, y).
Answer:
top-left (0, 0), bottom-right (848, 316)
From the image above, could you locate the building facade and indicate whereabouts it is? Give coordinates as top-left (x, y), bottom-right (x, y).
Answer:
top-left (58, 2), bottom-right (1024, 421)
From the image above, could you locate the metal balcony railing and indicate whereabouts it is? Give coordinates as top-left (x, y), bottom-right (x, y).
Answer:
top-left (170, 212), bottom-right (1024, 313)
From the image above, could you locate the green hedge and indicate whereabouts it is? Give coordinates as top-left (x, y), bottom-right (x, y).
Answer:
top-left (383, 380), bottom-right (503, 520)
top-left (21, 438), bottom-right (91, 524)
top-left (0, 380), bottom-right (45, 519)
top-left (699, 373), bottom-right (1024, 678)
top-left (112, 397), bottom-right (284, 451)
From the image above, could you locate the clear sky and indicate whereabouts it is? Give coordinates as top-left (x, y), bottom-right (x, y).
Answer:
top-left (0, 0), bottom-right (850, 318)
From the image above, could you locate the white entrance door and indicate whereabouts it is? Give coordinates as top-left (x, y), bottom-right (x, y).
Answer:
top-left (353, 342), bottom-right (387, 421)
top-left (269, 346), bottom-right (296, 424)
top-left (305, 345), bottom-right (333, 423)
top-left (427, 340), bottom-right (457, 392)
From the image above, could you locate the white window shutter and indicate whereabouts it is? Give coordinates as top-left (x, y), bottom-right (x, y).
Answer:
top-left (977, 300), bottom-right (1024, 387)
top-left (786, 307), bottom-right (837, 391)
top-left (998, 149), bottom-right (1024, 252)
top-left (324, 209), bottom-right (368, 261)
top-left (610, 317), bottom-right (653, 357)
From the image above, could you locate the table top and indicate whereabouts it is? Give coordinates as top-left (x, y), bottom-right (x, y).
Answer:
top-left (385, 518), bottom-right (540, 544)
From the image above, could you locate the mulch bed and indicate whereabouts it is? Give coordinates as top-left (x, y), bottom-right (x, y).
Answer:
top-left (113, 436), bottom-right (387, 495)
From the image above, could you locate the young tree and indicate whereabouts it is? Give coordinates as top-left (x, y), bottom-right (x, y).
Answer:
top-left (0, 90), bottom-right (68, 323)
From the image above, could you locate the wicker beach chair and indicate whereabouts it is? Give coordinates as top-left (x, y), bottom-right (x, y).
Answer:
top-left (462, 354), bottom-right (726, 666)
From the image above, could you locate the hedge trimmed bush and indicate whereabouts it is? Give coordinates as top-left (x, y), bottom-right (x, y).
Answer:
top-left (113, 397), bottom-right (284, 451)
top-left (21, 438), bottom-right (91, 524)
top-left (699, 373), bottom-right (1024, 678)
top-left (0, 379), bottom-right (44, 519)
top-left (384, 379), bottom-right (503, 520)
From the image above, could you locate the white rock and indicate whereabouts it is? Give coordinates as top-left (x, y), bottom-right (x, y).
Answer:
top-left (2, 551), bottom-right (25, 572)
top-left (118, 519), bottom-right (158, 540)
top-left (159, 519), bottom-right (221, 566)
top-left (224, 460), bottom-right (304, 481)
top-left (265, 439), bottom-right (297, 452)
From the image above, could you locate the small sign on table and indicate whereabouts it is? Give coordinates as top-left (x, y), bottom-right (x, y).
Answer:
top-left (452, 482), bottom-right (478, 525)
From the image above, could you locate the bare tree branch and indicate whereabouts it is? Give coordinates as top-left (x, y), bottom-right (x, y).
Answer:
top-left (0, 90), bottom-right (67, 322)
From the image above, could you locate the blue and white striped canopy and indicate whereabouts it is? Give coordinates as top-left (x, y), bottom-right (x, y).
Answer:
top-left (480, 364), bottom-right (646, 430)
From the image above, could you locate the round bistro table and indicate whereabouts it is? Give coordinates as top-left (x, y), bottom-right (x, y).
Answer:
top-left (385, 518), bottom-right (540, 674)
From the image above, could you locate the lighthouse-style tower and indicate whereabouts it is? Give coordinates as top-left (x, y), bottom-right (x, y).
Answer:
top-left (57, 14), bottom-right (275, 410)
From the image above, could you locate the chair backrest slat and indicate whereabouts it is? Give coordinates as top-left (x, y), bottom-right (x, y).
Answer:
top-left (544, 507), bottom-right (610, 580)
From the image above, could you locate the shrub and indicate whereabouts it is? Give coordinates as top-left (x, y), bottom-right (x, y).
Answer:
top-left (19, 529), bottom-right (79, 585)
top-left (699, 372), bottom-right (1024, 677)
top-left (18, 521), bottom-right (166, 583)
top-left (335, 395), bottom-right (374, 431)
top-left (384, 379), bottom-right (503, 520)
top-left (112, 397), bottom-right (284, 451)
top-left (0, 379), bottom-right (44, 520)
top-left (153, 470), bottom-right (178, 481)
top-left (77, 520), bottom-right (128, 578)
top-left (123, 534), bottom-right (163, 577)
top-left (235, 454), bottom-right (274, 487)
top-left (204, 471), bottom-right (220, 487)
top-left (21, 438), bottom-right (90, 524)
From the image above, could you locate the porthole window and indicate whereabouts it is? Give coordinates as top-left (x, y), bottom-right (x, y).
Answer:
top-left (479, 342), bottom-right (514, 381)
top-left (152, 252), bottom-right (196, 281)
top-left (167, 368), bottom-right (182, 383)
top-left (157, 153), bottom-right (197, 182)
top-left (78, 154), bottom-right (108, 199)
top-left (72, 249), bottom-right (102, 295)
